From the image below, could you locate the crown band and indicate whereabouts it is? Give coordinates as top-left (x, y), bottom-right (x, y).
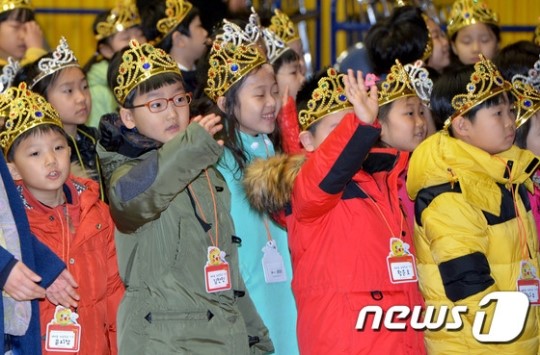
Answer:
top-left (0, 82), bottom-right (62, 155)
top-left (377, 60), bottom-right (416, 107)
top-left (95, 0), bottom-right (141, 41)
top-left (446, 0), bottom-right (498, 39)
top-left (156, 0), bottom-right (193, 40)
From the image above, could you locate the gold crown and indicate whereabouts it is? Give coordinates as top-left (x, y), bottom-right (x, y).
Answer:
top-left (0, 57), bottom-right (19, 94)
top-left (403, 60), bottom-right (433, 105)
top-left (377, 60), bottom-right (416, 107)
top-left (31, 37), bottom-right (79, 89)
top-left (0, 82), bottom-right (62, 155)
top-left (443, 54), bottom-right (510, 130)
top-left (298, 68), bottom-right (352, 131)
top-left (156, 0), bottom-right (193, 38)
top-left (446, 0), bottom-right (498, 39)
top-left (269, 9), bottom-right (299, 44)
top-left (0, 0), bottom-right (32, 14)
top-left (262, 28), bottom-right (288, 64)
top-left (511, 56), bottom-right (540, 128)
top-left (204, 41), bottom-right (266, 102)
top-left (113, 39), bottom-right (182, 105)
top-left (95, 0), bottom-right (141, 41)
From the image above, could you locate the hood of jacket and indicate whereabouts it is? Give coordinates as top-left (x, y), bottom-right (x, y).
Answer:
top-left (86, 59), bottom-right (108, 87)
top-left (97, 112), bottom-right (161, 183)
top-left (243, 153), bottom-right (306, 213)
top-left (407, 131), bottom-right (540, 216)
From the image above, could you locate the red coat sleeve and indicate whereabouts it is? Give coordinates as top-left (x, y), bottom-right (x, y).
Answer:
top-left (292, 113), bottom-right (381, 222)
top-left (277, 96), bottom-right (304, 155)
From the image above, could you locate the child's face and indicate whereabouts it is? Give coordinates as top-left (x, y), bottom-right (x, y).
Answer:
top-left (8, 130), bottom-right (70, 203)
top-left (459, 95), bottom-right (515, 155)
top-left (276, 58), bottom-right (305, 100)
top-left (452, 23), bottom-right (498, 65)
top-left (0, 19), bottom-right (27, 60)
top-left (525, 112), bottom-right (540, 156)
top-left (180, 16), bottom-right (208, 66)
top-left (288, 39), bottom-right (306, 76)
top-left (46, 67), bottom-right (91, 135)
top-left (300, 109), bottom-right (354, 152)
top-left (120, 82), bottom-right (190, 144)
top-left (426, 18), bottom-right (450, 73)
top-left (380, 96), bottom-right (427, 152)
top-left (234, 64), bottom-right (281, 136)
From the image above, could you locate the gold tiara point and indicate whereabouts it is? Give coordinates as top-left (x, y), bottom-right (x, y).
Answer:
top-left (0, 82), bottom-right (62, 155)
top-left (31, 37), bottom-right (79, 89)
top-left (204, 41), bottom-right (266, 102)
top-left (447, 0), bottom-right (498, 39)
top-left (0, 0), bottom-right (32, 14)
top-left (95, 0), bottom-right (141, 41)
top-left (113, 40), bottom-right (182, 105)
top-left (511, 55), bottom-right (540, 128)
top-left (444, 54), bottom-right (510, 130)
top-left (298, 68), bottom-right (352, 131)
top-left (269, 9), bottom-right (299, 44)
top-left (377, 60), bottom-right (416, 107)
top-left (156, 0), bottom-right (193, 38)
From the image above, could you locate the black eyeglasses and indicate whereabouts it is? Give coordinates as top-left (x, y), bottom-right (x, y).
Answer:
top-left (128, 92), bottom-right (192, 113)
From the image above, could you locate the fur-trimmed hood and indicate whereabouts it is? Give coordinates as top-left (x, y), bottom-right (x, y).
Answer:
top-left (243, 153), bottom-right (306, 213)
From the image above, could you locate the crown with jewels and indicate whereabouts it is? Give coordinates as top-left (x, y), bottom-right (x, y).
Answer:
top-left (215, 8), bottom-right (262, 48)
top-left (443, 54), bottom-right (510, 130)
top-left (204, 40), bottom-right (266, 102)
top-left (0, 0), bottom-right (32, 14)
top-left (511, 55), bottom-right (540, 128)
top-left (377, 60), bottom-right (416, 107)
top-left (269, 9), bottom-right (299, 44)
top-left (95, 0), bottom-right (141, 41)
top-left (298, 68), bottom-right (352, 131)
top-left (403, 60), bottom-right (433, 106)
top-left (31, 37), bottom-right (79, 89)
top-left (262, 28), bottom-right (288, 64)
top-left (446, 0), bottom-right (498, 39)
top-left (113, 39), bottom-right (182, 105)
top-left (156, 0), bottom-right (193, 38)
top-left (0, 82), bottom-right (62, 155)
top-left (0, 57), bottom-right (20, 94)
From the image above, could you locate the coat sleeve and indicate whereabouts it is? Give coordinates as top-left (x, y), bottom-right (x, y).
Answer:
top-left (292, 113), bottom-right (380, 222)
top-left (108, 123), bottom-right (224, 233)
top-left (0, 247), bottom-right (17, 289)
top-left (31, 235), bottom-right (66, 288)
top-left (420, 192), bottom-right (498, 325)
top-left (104, 213), bottom-right (125, 355)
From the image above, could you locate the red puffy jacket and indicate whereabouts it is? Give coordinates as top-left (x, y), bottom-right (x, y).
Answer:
top-left (288, 113), bottom-right (426, 355)
top-left (17, 176), bottom-right (124, 354)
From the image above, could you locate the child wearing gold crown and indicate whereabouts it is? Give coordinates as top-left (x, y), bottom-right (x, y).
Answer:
top-left (97, 39), bottom-right (273, 354)
top-left (495, 41), bottom-right (540, 238)
top-left (406, 56), bottom-right (540, 353)
top-left (0, 83), bottom-right (124, 354)
top-left (84, 0), bottom-right (146, 128)
top-left (0, 0), bottom-right (46, 67)
top-left (197, 39), bottom-right (299, 354)
top-left (14, 37), bottom-right (107, 200)
top-left (243, 66), bottom-right (427, 354)
top-left (447, 0), bottom-right (500, 65)
top-left (137, 0), bottom-right (208, 94)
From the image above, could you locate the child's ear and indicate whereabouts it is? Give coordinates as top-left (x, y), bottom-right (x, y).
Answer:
top-left (451, 115), bottom-right (471, 136)
top-left (119, 107), bottom-right (136, 129)
top-left (172, 31), bottom-right (186, 48)
top-left (98, 43), bottom-right (114, 60)
top-left (7, 162), bottom-right (22, 181)
top-left (299, 131), bottom-right (315, 152)
top-left (217, 96), bottom-right (227, 113)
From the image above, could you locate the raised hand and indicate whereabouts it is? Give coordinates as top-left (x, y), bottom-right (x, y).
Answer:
top-left (46, 269), bottom-right (80, 308)
top-left (191, 114), bottom-right (224, 145)
top-left (23, 21), bottom-right (45, 50)
top-left (4, 261), bottom-right (46, 301)
top-left (343, 69), bottom-right (379, 125)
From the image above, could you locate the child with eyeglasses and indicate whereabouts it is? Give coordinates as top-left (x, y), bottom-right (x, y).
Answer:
top-left (97, 40), bottom-right (273, 355)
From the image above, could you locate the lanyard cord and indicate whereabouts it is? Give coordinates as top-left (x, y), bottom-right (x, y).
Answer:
top-left (364, 189), bottom-right (404, 240)
top-left (187, 170), bottom-right (220, 247)
top-left (259, 135), bottom-right (274, 242)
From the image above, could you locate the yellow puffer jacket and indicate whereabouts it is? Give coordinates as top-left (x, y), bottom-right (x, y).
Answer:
top-left (407, 132), bottom-right (540, 354)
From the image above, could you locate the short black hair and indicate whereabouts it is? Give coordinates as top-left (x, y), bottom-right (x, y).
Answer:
top-left (431, 64), bottom-right (507, 134)
top-left (0, 8), bottom-right (34, 23)
top-left (156, 8), bottom-right (200, 53)
top-left (365, 6), bottom-right (429, 75)
top-left (272, 48), bottom-right (300, 73)
top-left (6, 124), bottom-right (67, 162)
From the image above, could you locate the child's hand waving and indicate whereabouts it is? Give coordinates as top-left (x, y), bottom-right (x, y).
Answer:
top-left (343, 69), bottom-right (379, 125)
top-left (192, 114), bottom-right (224, 146)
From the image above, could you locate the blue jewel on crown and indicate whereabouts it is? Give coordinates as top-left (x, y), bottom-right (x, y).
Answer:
top-left (142, 62), bottom-right (151, 70)
top-left (230, 63), bottom-right (239, 72)
top-left (524, 100), bottom-right (532, 108)
top-left (467, 83), bottom-right (476, 92)
top-left (338, 94), bottom-right (347, 101)
top-left (494, 76), bottom-right (503, 85)
top-left (35, 111), bottom-right (43, 117)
